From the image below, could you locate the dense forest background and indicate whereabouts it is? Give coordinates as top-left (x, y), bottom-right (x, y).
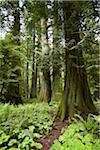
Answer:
top-left (0, 0), bottom-right (99, 117)
top-left (0, 0), bottom-right (100, 149)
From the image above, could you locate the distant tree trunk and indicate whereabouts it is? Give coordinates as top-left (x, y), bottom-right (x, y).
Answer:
top-left (6, 0), bottom-right (22, 104)
top-left (58, 1), bottom-right (97, 120)
top-left (45, 20), bottom-right (52, 103)
top-left (30, 59), bottom-right (37, 98)
top-left (44, 69), bottom-right (51, 103)
top-left (37, 31), bottom-right (41, 95)
top-left (40, 70), bottom-right (51, 103)
top-left (39, 18), bottom-right (51, 103)
top-left (30, 28), bottom-right (37, 98)
top-left (26, 42), bottom-right (29, 99)
top-left (52, 0), bottom-right (61, 100)
top-left (38, 75), bottom-right (41, 93)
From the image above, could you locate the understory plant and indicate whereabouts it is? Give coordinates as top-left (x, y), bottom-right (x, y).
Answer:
top-left (50, 114), bottom-right (100, 150)
top-left (0, 103), bottom-right (53, 149)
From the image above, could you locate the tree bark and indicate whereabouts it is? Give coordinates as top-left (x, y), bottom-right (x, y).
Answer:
top-left (30, 60), bottom-right (37, 98)
top-left (30, 29), bottom-right (37, 98)
top-left (58, 1), bottom-right (97, 120)
top-left (39, 18), bottom-right (52, 103)
top-left (40, 70), bottom-right (51, 103)
top-left (26, 43), bottom-right (29, 99)
top-left (52, 0), bottom-right (61, 100)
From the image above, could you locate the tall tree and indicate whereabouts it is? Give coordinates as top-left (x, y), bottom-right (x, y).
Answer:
top-left (24, 0), bottom-right (45, 99)
top-left (30, 27), bottom-right (37, 98)
top-left (52, 0), bottom-right (62, 100)
top-left (26, 36), bottom-right (29, 99)
top-left (58, 1), bottom-right (97, 120)
top-left (39, 17), bottom-right (52, 103)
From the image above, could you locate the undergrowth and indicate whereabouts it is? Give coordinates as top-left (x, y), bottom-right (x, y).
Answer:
top-left (0, 103), bottom-right (54, 150)
top-left (50, 114), bottom-right (100, 150)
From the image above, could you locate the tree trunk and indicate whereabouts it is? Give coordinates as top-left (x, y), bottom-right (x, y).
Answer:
top-left (39, 70), bottom-right (51, 103)
top-left (30, 60), bottom-right (37, 98)
top-left (30, 27), bottom-right (37, 98)
top-left (52, 0), bottom-right (61, 100)
top-left (39, 18), bottom-right (52, 103)
top-left (58, 1), bottom-right (97, 120)
top-left (26, 55), bottom-right (29, 99)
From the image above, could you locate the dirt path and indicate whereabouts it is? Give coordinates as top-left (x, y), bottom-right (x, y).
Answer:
top-left (34, 116), bottom-right (68, 150)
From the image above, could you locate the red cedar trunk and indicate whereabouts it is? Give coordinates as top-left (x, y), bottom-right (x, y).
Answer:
top-left (58, 1), bottom-right (97, 120)
top-left (30, 29), bottom-right (37, 98)
top-left (26, 60), bottom-right (29, 98)
top-left (39, 70), bottom-right (51, 104)
top-left (42, 20), bottom-right (52, 103)
top-left (42, 69), bottom-right (51, 103)
top-left (30, 54), bottom-right (37, 98)
top-left (52, 0), bottom-right (61, 100)
top-left (39, 18), bottom-right (52, 103)
top-left (26, 39), bottom-right (29, 99)
top-left (30, 63), bottom-right (37, 98)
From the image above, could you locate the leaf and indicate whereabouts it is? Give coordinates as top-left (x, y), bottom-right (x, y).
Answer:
top-left (33, 133), bottom-right (42, 139)
top-left (50, 140), bottom-right (62, 150)
top-left (1, 147), bottom-right (8, 150)
top-left (23, 129), bottom-right (33, 139)
top-left (34, 143), bottom-right (43, 149)
top-left (8, 139), bottom-right (18, 146)
top-left (29, 125), bottom-right (35, 132)
top-left (82, 134), bottom-right (93, 143)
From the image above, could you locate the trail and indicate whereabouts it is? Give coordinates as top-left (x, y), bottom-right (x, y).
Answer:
top-left (34, 113), bottom-right (68, 150)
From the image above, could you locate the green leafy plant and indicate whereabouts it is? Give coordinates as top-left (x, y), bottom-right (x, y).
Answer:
top-left (51, 114), bottom-right (100, 150)
top-left (0, 103), bottom-right (53, 149)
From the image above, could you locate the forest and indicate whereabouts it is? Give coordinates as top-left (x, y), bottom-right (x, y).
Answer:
top-left (0, 0), bottom-right (100, 150)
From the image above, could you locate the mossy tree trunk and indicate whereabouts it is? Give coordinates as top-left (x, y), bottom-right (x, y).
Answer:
top-left (39, 18), bottom-right (52, 103)
top-left (52, 0), bottom-right (61, 100)
top-left (58, 1), bottom-right (97, 120)
top-left (40, 70), bottom-right (51, 103)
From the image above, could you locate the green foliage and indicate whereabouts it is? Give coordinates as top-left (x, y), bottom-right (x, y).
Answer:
top-left (0, 34), bottom-right (23, 103)
top-left (0, 103), bottom-right (53, 149)
top-left (51, 114), bottom-right (100, 150)
top-left (49, 100), bottom-right (60, 109)
top-left (83, 40), bottom-right (99, 101)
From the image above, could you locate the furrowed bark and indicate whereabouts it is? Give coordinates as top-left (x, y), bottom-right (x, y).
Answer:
top-left (30, 28), bottom-right (37, 98)
top-left (52, 0), bottom-right (61, 100)
top-left (58, 1), bottom-right (97, 120)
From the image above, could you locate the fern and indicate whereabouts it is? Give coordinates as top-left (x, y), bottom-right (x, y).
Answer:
top-left (0, 103), bottom-right (53, 149)
top-left (51, 114), bottom-right (100, 150)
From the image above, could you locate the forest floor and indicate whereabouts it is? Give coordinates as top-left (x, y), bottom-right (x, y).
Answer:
top-left (34, 112), bottom-right (69, 150)
top-left (0, 101), bottom-right (99, 150)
